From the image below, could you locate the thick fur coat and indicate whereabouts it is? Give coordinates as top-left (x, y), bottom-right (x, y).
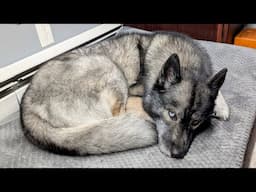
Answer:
top-left (21, 31), bottom-right (229, 158)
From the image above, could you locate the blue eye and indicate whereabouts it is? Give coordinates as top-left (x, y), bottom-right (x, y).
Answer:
top-left (168, 111), bottom-right (177, 120)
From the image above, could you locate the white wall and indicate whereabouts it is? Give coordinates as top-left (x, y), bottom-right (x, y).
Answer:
top-left (245, 24), bottom-right (256, 28)
top-left (0, 24), bottom-right (100, 69)
top-left (0, 24), bottom-right (122, 83)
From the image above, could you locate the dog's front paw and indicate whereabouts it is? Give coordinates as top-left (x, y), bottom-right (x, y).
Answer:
top-left (213, 102), bottom-right (230, 121)
top-left (214, 92), bottom-right (230, 121)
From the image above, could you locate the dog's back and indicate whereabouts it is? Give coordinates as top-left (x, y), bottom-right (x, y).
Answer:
top-left (21, 33), bottom-right (157, 155)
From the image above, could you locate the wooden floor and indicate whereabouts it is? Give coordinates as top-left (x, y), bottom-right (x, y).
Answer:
top-left (234, 28), bottom-right (256, 49)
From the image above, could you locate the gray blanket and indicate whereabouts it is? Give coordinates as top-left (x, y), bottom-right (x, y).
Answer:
top-left (0, 28), bottom-right (256, 168)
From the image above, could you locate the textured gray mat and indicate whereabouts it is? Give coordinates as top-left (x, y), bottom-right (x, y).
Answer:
top-left (0, 28), bottom-right (256, 168)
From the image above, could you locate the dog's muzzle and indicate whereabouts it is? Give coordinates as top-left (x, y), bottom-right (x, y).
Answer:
top-left (170, 131), bottom-right (193, 159)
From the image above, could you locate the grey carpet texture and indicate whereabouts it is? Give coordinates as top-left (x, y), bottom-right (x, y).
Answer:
top-left (0, 27), bottom-right (256, 168)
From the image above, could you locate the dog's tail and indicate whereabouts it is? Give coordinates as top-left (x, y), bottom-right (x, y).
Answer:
top-left (21, 112), bottom-right (157, 155)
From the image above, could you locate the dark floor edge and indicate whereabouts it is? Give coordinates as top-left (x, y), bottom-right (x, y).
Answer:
top-left (243, 114), bottom-right (256, 168)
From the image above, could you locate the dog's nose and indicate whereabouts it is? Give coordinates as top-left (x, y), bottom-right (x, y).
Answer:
top-left (171, 146), bottom-right (185, 159)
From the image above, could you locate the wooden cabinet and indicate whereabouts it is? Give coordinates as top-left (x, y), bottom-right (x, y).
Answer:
top-left (126, 24), bottom-right (244, 44)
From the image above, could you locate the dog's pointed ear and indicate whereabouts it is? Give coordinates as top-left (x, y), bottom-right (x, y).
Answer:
top-left (163, 53), bottom-right (182, 84)
top-left (208, 68), bottom-right (227, 91)
top-left (154, 53), bottom-right (182, 91)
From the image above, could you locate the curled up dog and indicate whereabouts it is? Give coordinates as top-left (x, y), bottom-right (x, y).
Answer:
top-left (21, 31), bottom-right (230, 159)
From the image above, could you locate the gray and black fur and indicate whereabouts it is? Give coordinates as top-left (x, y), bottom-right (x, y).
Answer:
top-left (21, 31), bottom-right (229, 158)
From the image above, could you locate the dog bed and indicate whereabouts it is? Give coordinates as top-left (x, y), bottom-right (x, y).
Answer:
top-left (0, 27), bottom-right (256, 168)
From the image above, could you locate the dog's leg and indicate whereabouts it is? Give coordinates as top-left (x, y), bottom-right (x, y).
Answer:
top-left (101, 88), bottom-right (127, 117)
top-left (128, 83), bottom-right (144, 96)
top-left (213, 91), bottom-right (230, 120)
top-left (111, 100), bottom-right (125, 116)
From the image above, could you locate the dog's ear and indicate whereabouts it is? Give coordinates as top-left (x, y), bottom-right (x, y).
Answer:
top-left (162, 53), bottom-right (182, 84)
top-left (154, 53), bottom-right (182, 91)
top-left (208, 68), bottom-right (227, 92)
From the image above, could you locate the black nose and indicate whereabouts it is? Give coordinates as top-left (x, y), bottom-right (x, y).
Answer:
top-left (171, 151), bottom-right (185, 159)
top-left (171, 146), bottom-right (186, 159)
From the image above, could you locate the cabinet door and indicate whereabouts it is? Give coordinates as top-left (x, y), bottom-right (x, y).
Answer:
top-left (126, 24), bottom-right (220, 41)
top-left (126, 24), bottom-right (244, 44)
top-left (177, 24), bottom-right (219, 42)
top-left (222, 24), bottom-right (244, 44)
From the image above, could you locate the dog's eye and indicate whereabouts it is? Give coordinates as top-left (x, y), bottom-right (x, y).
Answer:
top-left (191, 120), bottom-right (200, 127)
top-left (168, 111), bottom-right (177, 121)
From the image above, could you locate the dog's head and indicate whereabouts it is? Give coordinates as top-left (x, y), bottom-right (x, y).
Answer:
top-left (143, 53), bottom-right (227, 158)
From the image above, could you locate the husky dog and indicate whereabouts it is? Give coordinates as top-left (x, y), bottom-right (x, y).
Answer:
top-left (21, 31), bottom-right (229, 158)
